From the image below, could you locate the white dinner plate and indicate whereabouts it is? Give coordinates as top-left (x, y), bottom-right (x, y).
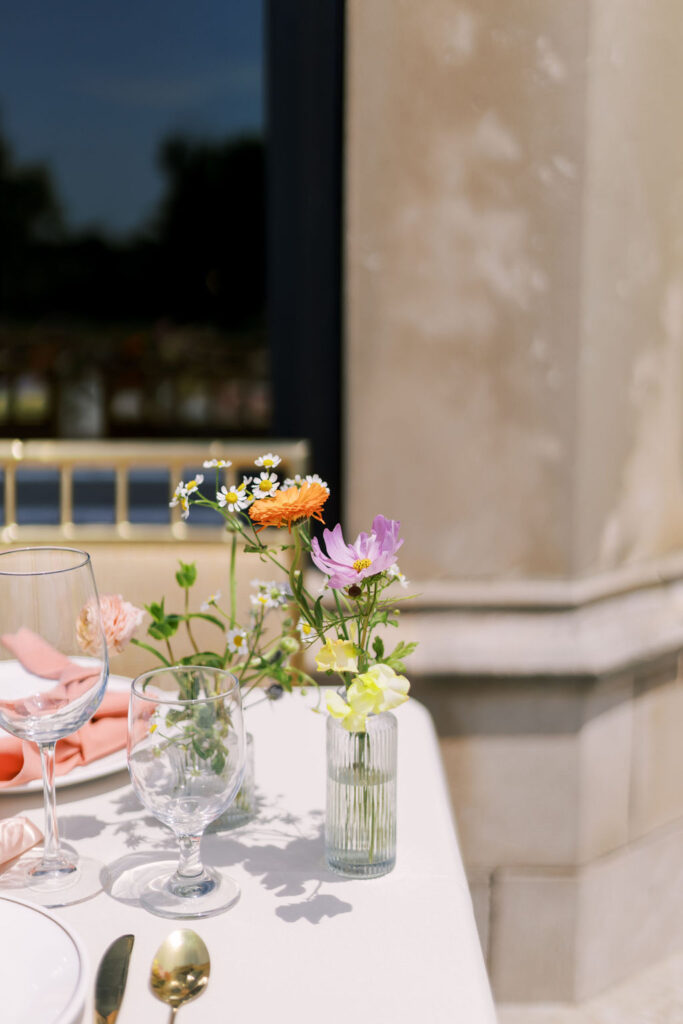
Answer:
top-left (0, 895), bottom-right (88, 1024)
top-left (0, 674), bottom-right (131, 794)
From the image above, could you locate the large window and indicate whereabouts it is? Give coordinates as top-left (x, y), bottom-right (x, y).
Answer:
top-left (0, 2), bottom-right (267, 438)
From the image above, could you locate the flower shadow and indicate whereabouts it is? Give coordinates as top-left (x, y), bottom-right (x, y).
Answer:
top-left (101, 787), bottom-right (353, 923)
top-left (204, 796), bottom-right (353, 924)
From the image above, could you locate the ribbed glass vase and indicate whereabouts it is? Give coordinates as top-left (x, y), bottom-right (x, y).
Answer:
top-left (325, 711), bottom-right (397, 878)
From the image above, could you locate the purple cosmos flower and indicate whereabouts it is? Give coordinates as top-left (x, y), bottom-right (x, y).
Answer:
top-left (310, 514), bottom-right (403, 590)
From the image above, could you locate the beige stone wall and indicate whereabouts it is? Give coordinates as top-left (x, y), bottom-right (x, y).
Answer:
top-left (345, 0), bottom-right (683, 1004)
top-left (577, 0), bottom-right (683, 573)
top-left (345, 0), bottom-right (589, 580)
top-left (345, 0), bottom-right (683, 583)
top-left (420, 650), bottom-right (683, 1001)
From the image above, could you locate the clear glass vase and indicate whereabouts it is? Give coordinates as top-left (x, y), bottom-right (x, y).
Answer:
top-left (207, 732), bottom-right (255, 831)
top-left (325, 711), bottom-right (397, 878)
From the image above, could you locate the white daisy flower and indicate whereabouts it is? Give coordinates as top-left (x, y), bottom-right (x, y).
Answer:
top-left (276, 581), bottom-right (293, 602)
top-left (305, 473), bottom-right (330, 493)
top-left (185, 474), bottom-right (204, 494)
top-left (387, 563), bottom-right (409, 588)
top-left (255, 452), bottom-right (282, 469)
top-left (169, 480), bottom-right (186, 507)
top-left (169, 482), bottom-right (192, 519)
top-left (283, 474), bottom-right (303, 489)
top-left (226, 627), bottom-right (249, 654)
top-left (200, 591), bottom-right (221, 612)
top-left (217, 480), bottom-right (252, 512)
top-left (252, 471), bottom-right (279, 499)
top-left (297, 619), bottom-right (315, 641)
top-left (251, 578), bottom-right (274, 592)
top-left (250, 591), bottom-right (276, 611)
top-left (203, 458), bottom-right (232, 469)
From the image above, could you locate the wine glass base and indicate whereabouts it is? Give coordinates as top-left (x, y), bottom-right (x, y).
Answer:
top-left (138, 860), bottom-right (241, 919)
top-left (0, 852), bottom-right (104, 908)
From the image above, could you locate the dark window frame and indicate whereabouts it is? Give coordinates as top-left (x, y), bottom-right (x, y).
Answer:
top-left (266, 0), bottom-right (345, 525)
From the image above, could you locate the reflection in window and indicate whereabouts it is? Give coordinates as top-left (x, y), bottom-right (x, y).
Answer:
top-left (0, 2), bottom-right (267, 439)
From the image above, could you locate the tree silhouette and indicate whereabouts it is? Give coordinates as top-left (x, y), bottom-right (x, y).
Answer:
top-left (155, 134), bottom-right (265, 328)
top-left (0, 128), bottom-right (265, 328)
top-left (0, 135), bottom-right (64, 313)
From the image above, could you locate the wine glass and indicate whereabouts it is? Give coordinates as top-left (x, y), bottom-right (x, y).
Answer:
top-left (0, 546), bottom-right (109, 905)
top-left (127, 665), bottom-right (245, 918)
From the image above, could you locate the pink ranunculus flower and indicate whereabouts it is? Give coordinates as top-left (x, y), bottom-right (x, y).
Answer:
top-left (310, 514), bottom-right (403, 590)
top-left (77, 594), bottom-right (145, 656)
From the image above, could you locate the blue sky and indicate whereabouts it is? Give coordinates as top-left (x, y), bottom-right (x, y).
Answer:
top-left (0, 1), bottom-right (264, 236)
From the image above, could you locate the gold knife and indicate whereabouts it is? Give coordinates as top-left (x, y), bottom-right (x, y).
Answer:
top-left (94, 934), bottom-right (135, 1024)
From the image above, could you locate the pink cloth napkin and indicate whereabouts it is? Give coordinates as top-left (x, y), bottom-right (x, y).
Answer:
top-left (0, 816), bottom-right (42, 869)
top-left (0, 627), bottom-right (129, 789)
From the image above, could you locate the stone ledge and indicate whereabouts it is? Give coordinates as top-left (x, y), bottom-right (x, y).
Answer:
top-left (406, 550), bottom-right (683, 610)
top-left (398, 576), bottom-right (683, 678)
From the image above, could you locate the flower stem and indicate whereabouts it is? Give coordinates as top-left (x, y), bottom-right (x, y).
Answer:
top-left (333, 590), bottom-right (350, 641)
top-left (184, 588), bottom-right (200, 654)
top-left (229, 533), bottom-right (237, 629)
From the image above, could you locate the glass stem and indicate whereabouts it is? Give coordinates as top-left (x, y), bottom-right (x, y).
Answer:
top-left (176, 834), bottom-right (204, 878)
top-left (39, 742), bottom-right (62, 866)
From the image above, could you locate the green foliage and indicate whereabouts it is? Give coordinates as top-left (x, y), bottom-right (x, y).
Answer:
top-left (139, 557), bottom-right (309, 712)
top-left (185, 612), bottom-right (224, 630)
top-left (383, 641), bottom-right (419, 675)
top-left (145, 598), bottom-right (182, 641)
top-left (175, 561), bottom-right (198, 589)
top-left (180, 651), bottom-right (225, 670)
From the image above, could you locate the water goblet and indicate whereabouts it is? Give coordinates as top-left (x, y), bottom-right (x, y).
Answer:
top-left (0, 546), bottom-right (109, 905)
top-left (127, 665), bottom-right (245, 918)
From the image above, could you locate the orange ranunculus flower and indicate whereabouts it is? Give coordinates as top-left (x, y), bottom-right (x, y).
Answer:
top-left (248, 481), bottom-right (328, 530)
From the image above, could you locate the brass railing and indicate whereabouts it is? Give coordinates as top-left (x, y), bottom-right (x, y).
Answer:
top-left (0, 439), bottom-right (310, 545)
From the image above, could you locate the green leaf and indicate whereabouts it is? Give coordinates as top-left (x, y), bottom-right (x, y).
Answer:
top-left (181, 651), bottom-right (226, 669)
top-left (146, 599), bottom-right (165, 622)
top-left (192, 737), bottom-right (210, 760)
top-left (211, 749), bottom-right (226, 773)
top-left (384, 641), bottom-right (418, 673)
top-left (372, 636), bottom-right (385, 661)
top-left (165, 708), bottom-right (188, 728)
top-left (185, 612), bottom-right (225, 630)
top-left (129, 638), bottom-right (171, 666)
top-left (194, 704), bottom-right (215, 729)
top-left (147, 614), bottom-right (181, 640)
top-left (175, 561), bottom-right (197, 589)
top-left (313, 596), bottom-right (324, 631)
top-left (264, 663), bottom-right (290, 687)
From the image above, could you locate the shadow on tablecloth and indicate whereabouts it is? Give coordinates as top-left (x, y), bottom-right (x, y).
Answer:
top-left (99, 787), bottom-right (353, 924)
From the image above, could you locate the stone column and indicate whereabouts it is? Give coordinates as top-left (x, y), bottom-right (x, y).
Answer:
top-left (345, 0), bottom-right (683, 1004)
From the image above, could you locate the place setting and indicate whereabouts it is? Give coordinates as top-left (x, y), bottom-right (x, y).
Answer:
top-left (0, 457), bottom-right (496, 1024)
top-left (0, 547), bottom-right (246, 1022)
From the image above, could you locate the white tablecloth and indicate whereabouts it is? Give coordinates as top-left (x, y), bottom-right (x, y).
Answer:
top-left (0, 693), bottom-right (497, 1023)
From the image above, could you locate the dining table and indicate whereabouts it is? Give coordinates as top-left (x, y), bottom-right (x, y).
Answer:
top-left (0, 686), bottom-right (497, 1023)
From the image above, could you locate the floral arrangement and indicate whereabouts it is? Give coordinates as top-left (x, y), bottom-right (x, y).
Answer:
top-left (127, 559), bottom-right (309, 710)
top-left (165, 452), bottom-right (417, 731)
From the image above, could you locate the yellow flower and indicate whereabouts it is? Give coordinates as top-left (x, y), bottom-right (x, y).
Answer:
top-left (315, 638), bottom-right (359, 674)
top-left (326, 663), bottom-right (410, 732)
top-left (348, 663), bottom-right (410, 715)
top-left (326, 689), bottom-right (367, 732)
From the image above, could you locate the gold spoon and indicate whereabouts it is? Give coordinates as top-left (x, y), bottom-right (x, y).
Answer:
top-left (150, 929), bottom-right (211, 1019)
